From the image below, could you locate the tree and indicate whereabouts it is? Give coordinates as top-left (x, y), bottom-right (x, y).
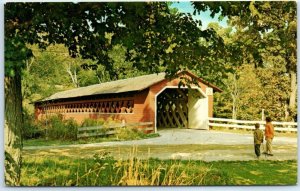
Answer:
top-left (5, 34), bottom-right (31, 186)
top-left (107, 44), bottom-right (146, 80)
top-left (193, 1), bottom-right (297, 120)
top-left (93, 44), bottom-right (148, 82)
top-left (214, 64), bottom-right (264, 120)
top-left (256, 57), bottom-right (290, 121)
top-left (5, 2), bottom-right (226, 184)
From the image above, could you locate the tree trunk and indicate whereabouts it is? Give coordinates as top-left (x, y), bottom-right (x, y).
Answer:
top-left (4, 72), bottom-right (23, 186)
top-left (284, 103), bottom-right (289, 121)
top-left (232, 97), bottom-right (237, 120)
top-left (67, 63), bottom-right (79, 88)
top-left (230, 73), bottom-right (238, 120)
top-left (289, 70), bottom-right (297, 120)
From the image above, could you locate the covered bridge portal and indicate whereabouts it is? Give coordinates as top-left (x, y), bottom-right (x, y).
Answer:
top-left (34, 71), bottom-right (222, 132)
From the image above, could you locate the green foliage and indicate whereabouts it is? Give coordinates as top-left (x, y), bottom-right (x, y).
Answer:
top-left (5, 37), bottom-right (32, 77)
top-left (77, 69), bottom-right (99, 87)
top-left (23, 110), bottom-right (44, 140)
top-left (107, 44), bottom-right (147, 80)
top-left (80, 118), bottom-right (105, 127)
top-left (6, 2), bottom-right (225, 79)
top-left (256, 64), bottom-right (290, 121)
top-left (193, 1), bottom-right (297, 121)
top-left (214, 63), bottom-right (291, 121)
top-left (114, 127), bottom-right (145, 140)
top-left (22, 45), bottom-right (75, 109)
top-left (45, 116), bottom-right (77, 140)
top-left (21, 43), bottom-right (149, 113)
top-left (34, 115), bottom-right (78, 141)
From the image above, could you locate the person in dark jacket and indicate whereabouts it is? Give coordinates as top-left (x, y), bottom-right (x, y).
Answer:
top-left (253, 123), bottom-right (264, 159)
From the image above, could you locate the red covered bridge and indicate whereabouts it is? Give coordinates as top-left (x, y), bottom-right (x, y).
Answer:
top-left (34, 71), bottom-right (222, 132)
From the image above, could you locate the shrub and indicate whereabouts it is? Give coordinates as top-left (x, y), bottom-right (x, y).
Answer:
top-left (23, 110), bottom-right (44, 139)
top-left (64, 118), bottom-right (79, 140)
top-left (39, 115), bottom-right (78, 141)
top-left (81, 118), bottom-right (105, 127)
top-left (47, 116), bottom-right (78, 140)
top-left (114, 127), bottom-right (144, 140)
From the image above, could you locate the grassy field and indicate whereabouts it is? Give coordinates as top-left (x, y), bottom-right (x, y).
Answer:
top-left (21, 128), bottom-right (297, 186)
top-left (20, 153), bottom-right (297, 186)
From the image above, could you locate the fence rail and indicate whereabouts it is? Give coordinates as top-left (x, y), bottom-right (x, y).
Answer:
top-left (208, 117), bottom-right (297, 132)
top-left (77, 122), bottom-right (154, 138)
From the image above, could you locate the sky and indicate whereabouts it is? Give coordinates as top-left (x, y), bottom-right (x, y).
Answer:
top-left (170, 1), bottom-right (228, 30)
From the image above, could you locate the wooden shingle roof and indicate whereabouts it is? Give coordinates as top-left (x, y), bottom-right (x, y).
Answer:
top-left (38, 73), bottom-right (166, 102)
top-left (36, 71), bottom-right (222, 103)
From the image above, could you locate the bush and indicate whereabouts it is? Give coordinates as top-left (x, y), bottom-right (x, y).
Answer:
top-left (64, 118), bottom-right (79, 140)
top-left (81, 118), bottom-right (105, 127)
top-left (43, 115), bottom-right (78, 141)
top-left (114, 127), bottom-right (144, 140)
top-left (24, 114), bottom-right (79, 141)
top-left (23, 110), bottom-right (45, 139)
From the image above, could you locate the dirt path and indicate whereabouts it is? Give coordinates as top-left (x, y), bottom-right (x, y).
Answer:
top-left (23, 129), bottom-right (297, 161)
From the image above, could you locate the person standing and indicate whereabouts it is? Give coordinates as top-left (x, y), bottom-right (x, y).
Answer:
top-left (253, 123), bottom-right (264, 159)
top-left (264, 117), bottom-right (274, 156)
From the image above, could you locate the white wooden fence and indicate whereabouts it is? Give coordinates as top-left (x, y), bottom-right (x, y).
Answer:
top-left (208, 117), bottom-right (297, 132)
top-left (77, 122), bottom-right (154, 138)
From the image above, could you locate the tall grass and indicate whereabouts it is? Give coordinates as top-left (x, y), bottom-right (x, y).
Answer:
top-left (21, 148), bottom-right (297, 186)
top-left (113, 147), bottom-right (207, 185)
top-left (24, 115), bottom-right (158, 144)
top-left (21, 147), bottom-right (235, 186)
top-left (21, 153), bottom-right (298, 186)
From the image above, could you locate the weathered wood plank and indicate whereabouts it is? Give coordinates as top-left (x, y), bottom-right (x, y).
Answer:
top-left (145, 127), bottom-right (154, 131)
top-left (78, 126), bottom-right (154, 138)
top-left (160, 110), bottom-right (169, 127)
top-left (176, 88), bottom-right (188, 99)
top-left (164, 93), bottom-right (173, 100)
top-left (77, 130), bottom-right (116, 138)
top-left (175, 101), bottom-right (188, 128)
top-left (170, 105), bottom-right (181, 127)
top-left (165, 106), bottom-right (175, 127)
top-left (127, 122), bottom-right (153, 127)
top-left (77, 122), bottom-right (154, 138)
top-left (78, 124), bottom-right (123, 132)
top-left (78, 122), bottom-right (153, 132)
